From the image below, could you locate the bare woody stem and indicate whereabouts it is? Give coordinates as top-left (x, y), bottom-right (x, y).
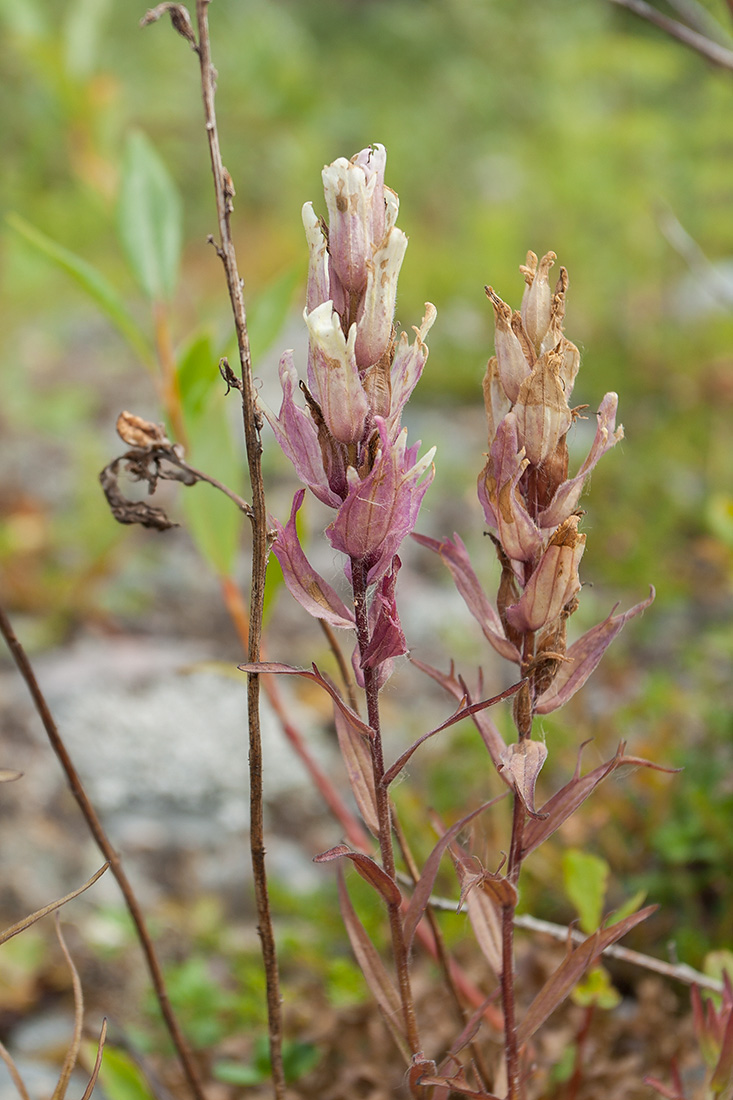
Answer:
top-left (193, 3), bottom-right (285, 1096)
top-left (0, 604), bottom-right (207, 1100)
top-left (351, 559), bottom-right (421, 1060)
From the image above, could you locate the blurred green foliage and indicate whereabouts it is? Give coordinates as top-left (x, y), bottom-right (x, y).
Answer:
top-left (1, 0), bottom-right (732, 1001)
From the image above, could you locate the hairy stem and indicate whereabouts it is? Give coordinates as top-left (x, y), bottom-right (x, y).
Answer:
top-left (351, 559), bottom-right (421, 1060)
top-left (194, 4), bottom-right (285, 1095)
top-left (0, 604), bottom-right (207, 1100)
top-left (502, 791), bottom-right (526, 1100)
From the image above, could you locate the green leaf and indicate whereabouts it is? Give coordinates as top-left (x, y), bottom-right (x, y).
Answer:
top-left (93, 1046), bottom-right (157, 1100)
top-left (247, 264), bottom-right (302, 363)
top-left (182, 392), bottom-right (244, 577)
top-left (562, 849), bottom-right (609, 935)
top-left (607, 887), bottom-right (647, 928)
top-left (118, 130), bottom-right (182, 302)
top-left (5, 212), bottom-right (153, 367)
top-left (214, 1059), bottom-right (267, 1087)
top-left (63, 0), bottom-right (112, 78)
top-left (177, 332), bottom-right (220, 422)
top-left (214, 1039), bottom-right (320, 1087)
top-left (570, 964), bottom-right (621, 1010)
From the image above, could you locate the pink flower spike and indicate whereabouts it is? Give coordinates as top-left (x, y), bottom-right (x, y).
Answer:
top-left (272, 490), bottom-right (356, 630)
top-left (411, 533), bottom-right (521, 664)
top-left (360, 557), bottom-right (408, 670)
top-left (258, 352), bottom-right (340, 508)
top-left (535, 587), bottom-right (655, 714)
top-left (305, 302), bottom-right (370, 445)
top-left (539, 393), bottom-right (625, 530)
top-left (506, 515), bottom-right (585, 634)
top-left (327, 422), bottom-right (435, 585)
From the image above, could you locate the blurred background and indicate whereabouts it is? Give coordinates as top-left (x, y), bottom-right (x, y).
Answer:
top-left (1, 0), bottom-right (732, 1090)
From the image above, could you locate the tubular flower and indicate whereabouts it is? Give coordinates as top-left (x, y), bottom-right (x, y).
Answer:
top-left (260, 145), bottom-right (437, 672)
top-left (424, 252), bottom-right (652, 736)
top-left (261, 145), bottom-right (436, 511)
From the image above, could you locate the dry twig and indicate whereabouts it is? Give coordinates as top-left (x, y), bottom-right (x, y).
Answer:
top-left (0, 605), bottom-right (207, 1100)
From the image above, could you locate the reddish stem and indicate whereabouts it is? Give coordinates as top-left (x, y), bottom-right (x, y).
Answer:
top-left (351, 558), bottom-right (421, 1060)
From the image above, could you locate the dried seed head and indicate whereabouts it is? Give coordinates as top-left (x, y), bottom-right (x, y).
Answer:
top-left (486, 287), bottom-right (531, 403)
top-left (116, 411), bottom-right (170, 449)
top-left (520, 251), bottom-right (556, 352)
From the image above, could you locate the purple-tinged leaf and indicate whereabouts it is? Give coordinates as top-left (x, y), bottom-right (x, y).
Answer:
top-left (407, 1054), bottom-right (438, 1097)
top-left (443, 992), bottom-right (499, 1061)
top-left (258, 353), bottom-right (340, 508)
top-left (410, 658), bottom-right (510, 772)
top-left (333, 706), bottom-right (379, 837)
top-left (411, 533), bottom-right (520, 663)
top-left (383, 679), bottom-right (522, 787)
top-left (522, 741), bottom-right (677, 859)
top-left (402, 797), bottom-right (506, 952)
top-left (415, 1068), bottom-right (502, 1100)
top-left (271, 490), bottom-right (356, 629)
top-left (360, 558), bottom-right (407, 669)
top-left (337, 870), bottom-right (410, 1063)
top-left (644, 1071), bottom-right (686, 1100)
top-left (499, 738), bottom-right (548, 818)
top-left (314, 844), bottom-right (401, 906)
top-left (238, 661), bottom-right (374, 739)
top-left (517, 905), bottom-right (656, 1045)
top-left (535, 587), bottom-right (655, 714)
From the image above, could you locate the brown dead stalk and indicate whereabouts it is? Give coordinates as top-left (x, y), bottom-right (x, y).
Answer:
top-left (0, 605), bottom-right (207, 1100)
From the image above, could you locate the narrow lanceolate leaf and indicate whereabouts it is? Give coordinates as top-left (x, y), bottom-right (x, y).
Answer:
top-left (517, 905), bottom-right (656, 1045)
top-left (337, 871), bottom-right (410, 1063)
top-left (333, 706), bottom-right (379, 837)
top-left (521, 740), bottom-right (678, 859)
top-left (314, 845), bottom-right (401, 906)
top-left (402, 798), bottom-right (505, 952)
top-left (80, 1020), bottom-right (108, 1100)
top-left (272, 489), bottom-right (356, 630)
top-left (383, 679), bottom-right (523, 787)
top-left (52, 915), bottom-right (83, 1100)
top-left (412, 533), bottom-right (520, 664)
top-left (409, 657), bottom-right (509, 771)
top-left (6, 213), bottom-right (153, 367)
top-left (0, 864), bottom-right (109, 946)
top-left (238, 662), bottom-right (373, 738)
top-left (118, 129), bottom-right (182, 302)
top-left (535, 587), bottom-right (655, 714)
top-left (414, 1069), bottom-right (502, 1100)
